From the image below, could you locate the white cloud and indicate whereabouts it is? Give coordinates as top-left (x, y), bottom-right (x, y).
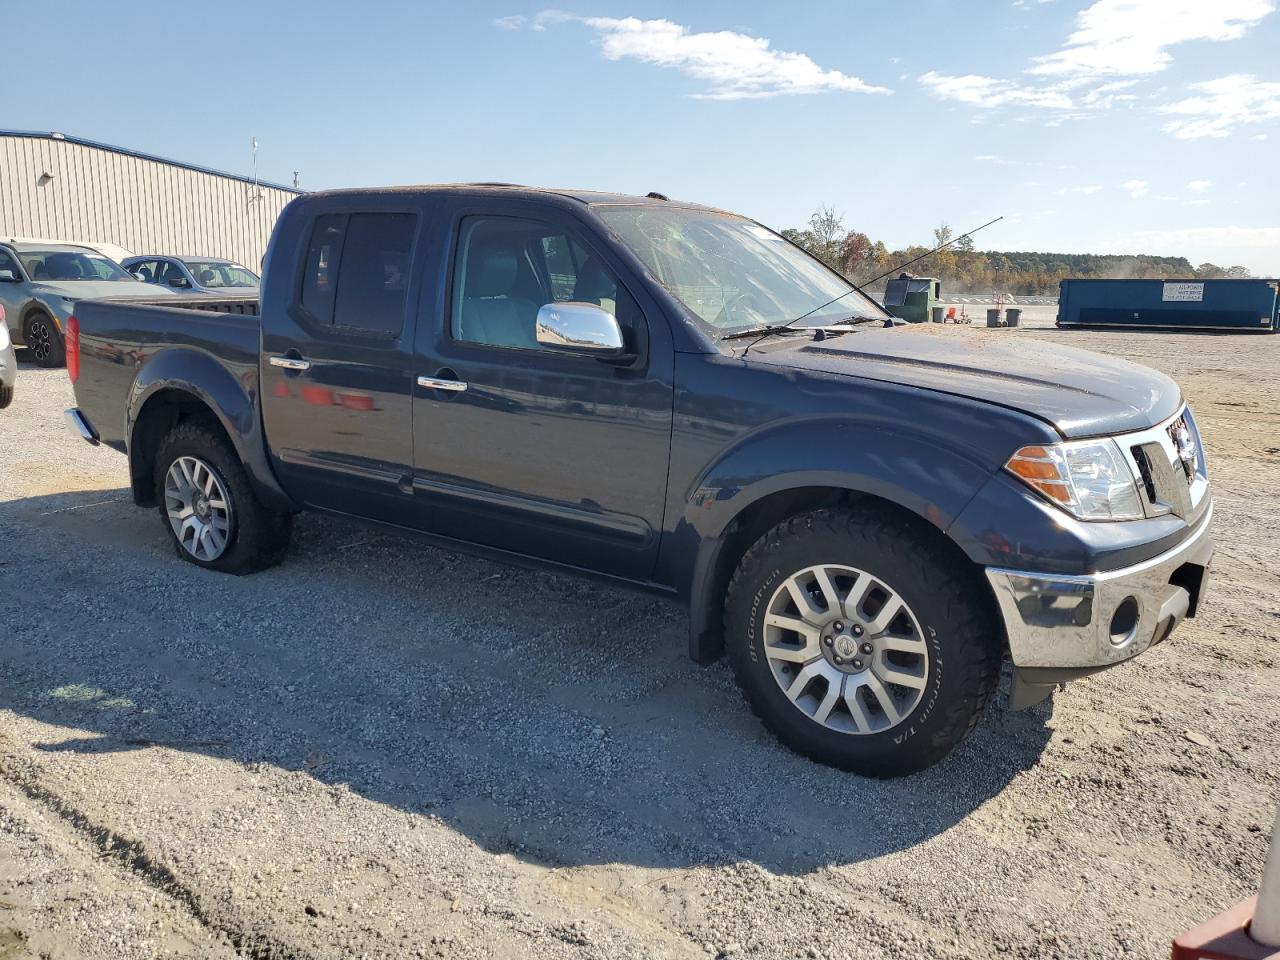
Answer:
top-left (1122, 179), bottom-right (1149, 198)
top-left (1030, 0), bottom-right (1274, 82)
top-left (1159, 74), bottom-right (1280, 138)
top-left (1054, 184), bottom-right (1104, 195)
top-left (1100, 225), bottom-right (1279, 272)
top-left (919, 71), bottom-right (1071, 109)
top-left (529, 14), bottom-right (891, 99)
top-left (493, 15), bottom-right (526, 30)
top-left (1187, 179), bottom-right (1213, 192)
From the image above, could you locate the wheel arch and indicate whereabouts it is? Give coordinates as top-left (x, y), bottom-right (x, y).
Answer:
top-left (686, 485), bottom-right (1002, 665)
top-left (127, 351), bottom-right (295, 511)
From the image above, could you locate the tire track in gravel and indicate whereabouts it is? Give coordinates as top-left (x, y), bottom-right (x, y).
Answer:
top-left (0, 746), bottom-right (315, 960)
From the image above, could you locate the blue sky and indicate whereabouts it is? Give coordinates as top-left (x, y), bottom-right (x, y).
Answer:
top-left (8, 0), bottom-right (1279, 271)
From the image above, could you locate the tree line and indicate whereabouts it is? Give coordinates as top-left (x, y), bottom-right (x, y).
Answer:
top-left (779, 206), bottom-right (1254, 297)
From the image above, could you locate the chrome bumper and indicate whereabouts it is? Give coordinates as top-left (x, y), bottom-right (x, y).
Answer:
top-left (986, 502), bottom-right (1213, 703)
top-left (65, 408), bottom-right (100, 446)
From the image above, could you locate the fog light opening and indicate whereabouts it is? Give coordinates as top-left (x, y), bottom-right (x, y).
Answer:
top-left (1109, 597), bottom-right (1140, 647)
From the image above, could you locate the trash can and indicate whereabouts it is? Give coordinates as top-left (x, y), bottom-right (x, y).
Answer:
top-left (1005, 308), bottom-right (1021, 327)
top-left (930, 306), bottom-right (945, 323)
top-left (986, 309), bottom-right (1003, 327)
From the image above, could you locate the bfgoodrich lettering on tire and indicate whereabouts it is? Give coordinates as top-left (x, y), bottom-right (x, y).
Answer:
top-left (724, 505), bottom-right (1001, 777)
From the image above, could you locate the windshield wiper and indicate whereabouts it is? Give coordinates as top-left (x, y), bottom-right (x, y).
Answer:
top-left (721, 314), bottom-right (883, 343)
top-left (720, 324), bottom-right (811, 341)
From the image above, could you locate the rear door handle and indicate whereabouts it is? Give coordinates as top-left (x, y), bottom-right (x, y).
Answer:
top-left (417, 375), bottom-right (468, 393)
top-left (269, 355), bottom-right (311, 371)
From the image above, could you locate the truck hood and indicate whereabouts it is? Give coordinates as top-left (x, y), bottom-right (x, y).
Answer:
top-left (748, 325), bottom-right (1182, 438)
top-left (32, 280), bottom-right (175, 302)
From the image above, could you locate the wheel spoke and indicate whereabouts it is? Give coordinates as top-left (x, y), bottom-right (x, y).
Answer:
top-left (875, 660), bottom-right (928, 690)
top-left (783, 660), bottom-right (827, 703)
top-left (866, 594), bottom-right (905, 635)
top-left (813, 677), bottom-right (843, 725)
top-left (812, 567), bottom-right (845, 619)
top-left (783, 576), bottom-right (825, 625)
top-left (863, 672), bottom-right (901, 724)
top-left (880, 634), bottom-right (928, 655)
top-left (844, 572), bottom-right (872, 616)
top-left (843, 681), bottom-right (875, 734)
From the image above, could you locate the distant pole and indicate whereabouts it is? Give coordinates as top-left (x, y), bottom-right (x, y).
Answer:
top-left (251, 137), bottom-right (259, 202)
top-left (293, 171), bottom-right (300, 190)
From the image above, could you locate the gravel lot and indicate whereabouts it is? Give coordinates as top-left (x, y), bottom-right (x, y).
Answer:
top-left (1, 312), bottom-right (1277, 959)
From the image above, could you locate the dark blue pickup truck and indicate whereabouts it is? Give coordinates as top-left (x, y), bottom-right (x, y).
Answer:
top-left (65, 185), bottom-right (1214, 776)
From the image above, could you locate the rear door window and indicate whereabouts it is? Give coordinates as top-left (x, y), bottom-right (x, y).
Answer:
top-left (299, 212), bottom-right (416, 336)
top-left (332, 213), bottom-right (416, 335)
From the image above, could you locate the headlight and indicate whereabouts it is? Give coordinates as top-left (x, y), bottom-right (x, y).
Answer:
top-left (0, 324), bottom-right (9, 350)
top-left (1006, 440), bottom-right (1143, 521)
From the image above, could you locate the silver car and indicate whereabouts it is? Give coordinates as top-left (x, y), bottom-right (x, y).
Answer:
top-left (0, 305), bottom-right (15, 408)
top-left (0, 241), bottom-right (171, 367)
top-left (123, 255), bottom-right (260, 297)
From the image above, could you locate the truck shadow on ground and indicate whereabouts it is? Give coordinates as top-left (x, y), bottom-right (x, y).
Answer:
top-left (1, 488), bottom-right (1053, 876)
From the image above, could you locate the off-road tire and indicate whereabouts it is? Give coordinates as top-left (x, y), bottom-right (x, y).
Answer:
top-left (153, 420), bottom-right (292, 574)
top-left (724, 506), bottom-right (1002, 777)
top-left (24, 311), bottom-right (64, 368)
top-left (0, 384), bottom-right (12, 409)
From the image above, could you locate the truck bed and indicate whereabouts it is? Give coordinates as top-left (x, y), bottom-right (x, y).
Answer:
top-left (71, 295), bottom-right (263, 452)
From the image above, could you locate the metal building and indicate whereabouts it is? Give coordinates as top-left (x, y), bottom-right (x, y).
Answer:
top-left (0, 130), bottom-right (300, 269)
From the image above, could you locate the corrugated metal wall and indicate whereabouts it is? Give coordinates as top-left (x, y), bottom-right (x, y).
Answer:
top-left (0, 134), bottom-right (298, 269)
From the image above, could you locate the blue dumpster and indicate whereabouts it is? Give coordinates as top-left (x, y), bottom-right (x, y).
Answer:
top-left (1057, 278), bottom-right (1278, 333)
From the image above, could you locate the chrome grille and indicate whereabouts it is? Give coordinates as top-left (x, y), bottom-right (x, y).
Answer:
top-left (1119, 406), bottom-right (1208, 520)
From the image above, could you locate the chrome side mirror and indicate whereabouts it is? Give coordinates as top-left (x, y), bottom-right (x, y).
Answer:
top-left (535, 302), bottom-right (625, 356)
top-left (0, 269), bottom-right (18, 282)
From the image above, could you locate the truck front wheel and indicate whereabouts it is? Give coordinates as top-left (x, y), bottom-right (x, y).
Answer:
top-left (153, 421), bottom-right (292, 574)
top-left (724, 506), bottom-right (1001, 777)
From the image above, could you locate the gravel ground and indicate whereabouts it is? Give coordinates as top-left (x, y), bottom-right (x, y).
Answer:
top-left (0, 315), bottom-right (1277, 960)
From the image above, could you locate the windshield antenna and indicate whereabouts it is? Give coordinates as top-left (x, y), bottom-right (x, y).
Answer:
top-left (741, 215), bottom-right (1003, 355)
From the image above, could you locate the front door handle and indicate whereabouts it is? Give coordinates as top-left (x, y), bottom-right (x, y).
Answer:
top-left (417, 375), bottom-right (468, 393)
top-left (269, 355), bottom-right (311, 371)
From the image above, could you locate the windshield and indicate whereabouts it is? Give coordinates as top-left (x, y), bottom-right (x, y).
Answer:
top-left (594, 205), bottom-right (886, 336)
top-left (19, 250), bottom-right (133, 282)
top-left (183, 260), bottom-right (259, 288)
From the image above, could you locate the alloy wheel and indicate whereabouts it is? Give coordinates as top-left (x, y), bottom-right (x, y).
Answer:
top-left (27, 317), bottom-right (52, 363)
top-left (762, 564), bottom-right (929, 735)
top-left (164, 456), bottom-right (234, 561)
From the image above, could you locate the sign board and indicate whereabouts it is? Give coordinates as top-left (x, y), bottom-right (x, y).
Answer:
top-left (1162, 282), bottom-right (1204, 302)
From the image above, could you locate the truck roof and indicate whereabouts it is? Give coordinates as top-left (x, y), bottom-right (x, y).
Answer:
top-left (300, 183), bottom-right (728, 213)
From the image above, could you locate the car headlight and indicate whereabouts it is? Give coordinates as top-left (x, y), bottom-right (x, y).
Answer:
top-left (0, 324), bottom-right (9, 350)
top-left (1006, 439), bottom-right (1144, 521)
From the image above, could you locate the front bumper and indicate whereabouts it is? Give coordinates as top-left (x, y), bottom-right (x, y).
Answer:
top-left (986, 501), bottom-right (1214, 706)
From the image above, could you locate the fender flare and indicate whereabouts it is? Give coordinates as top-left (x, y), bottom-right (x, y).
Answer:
top-left (675, 419), bottom-right (998, 662)
top-left (126, 348), bottom-right (295, 511)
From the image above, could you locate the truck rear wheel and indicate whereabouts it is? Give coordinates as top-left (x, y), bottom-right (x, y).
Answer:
top-left (24, 311), bottom-right (64, 368)
top-left (153, 420), bottom-right (291, 574)
top-left (724, 506), bottom-right (1001, 777)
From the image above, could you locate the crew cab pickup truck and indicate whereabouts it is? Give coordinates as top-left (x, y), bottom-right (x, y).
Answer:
top-left (65, 185), bottom-right (1214, 777)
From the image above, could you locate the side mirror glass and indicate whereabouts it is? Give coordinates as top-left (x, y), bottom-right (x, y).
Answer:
top-left (168, 276), bottom-right (189, 288)
top-left (535, 302), bottom-right (625, 356)
top-left (0, 269), bottom-right (17, 282)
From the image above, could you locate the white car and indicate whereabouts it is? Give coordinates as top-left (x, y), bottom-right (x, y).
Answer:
top-left (0, 306), bottom-right (15, 408)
